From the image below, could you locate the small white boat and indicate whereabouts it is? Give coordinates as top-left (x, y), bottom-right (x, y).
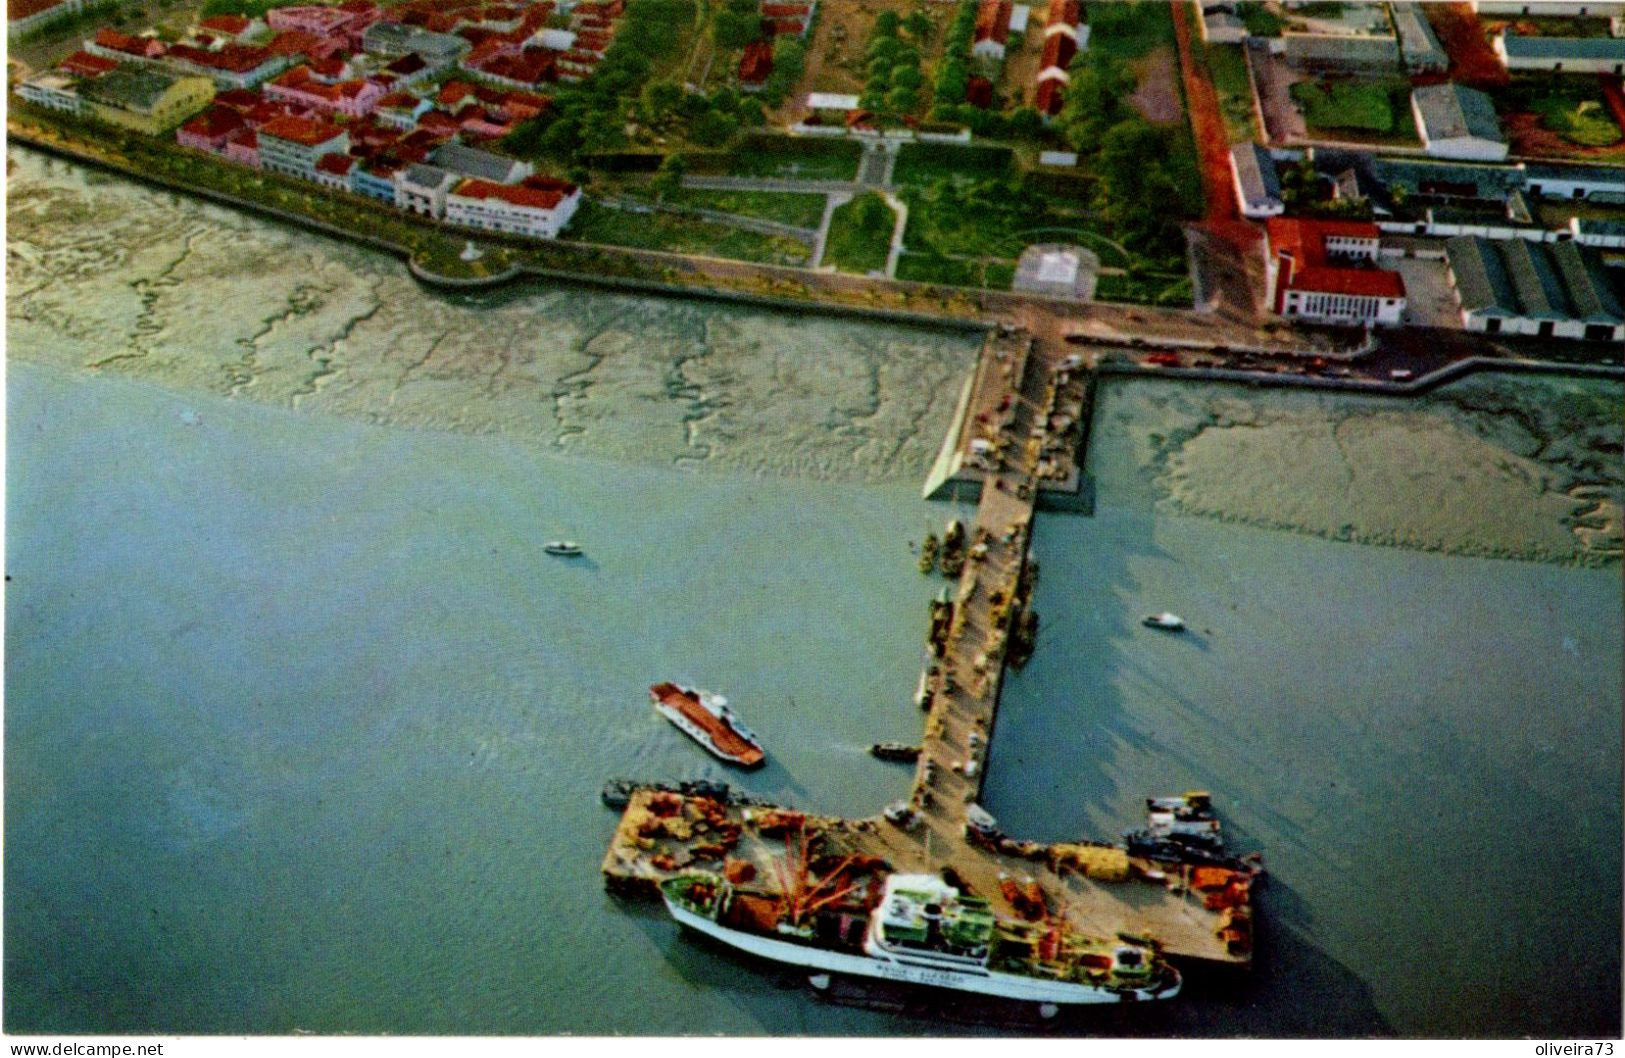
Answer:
top-left (1142, 612), bottom-right (1185, 631)
top-left (544, 541), bottom-right (583, 557)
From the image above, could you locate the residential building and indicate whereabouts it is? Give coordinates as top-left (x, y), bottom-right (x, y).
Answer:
top-left (351, 159), bottom-right (403, 203)
top-left (17, 70), bottom-right (83, 113)
top-left (176, 103), bottom-right (248, 151)
top-left (58, 49), bottom-right (118, 77)
top-left (362, 22), bottom-right (471, 70)
top-left (432, 141), bottom-right (533, 184)
top-left (1444, 235), bottom-right (1625, 341)
top-left (84, 28), bottom-right (167, 64)
top-left (313, 151), bottom-right (357, 191)
top-left (1494, 30), bottom-right (1625, 74)
top-left (760, 2), bottom-right (816, 37)
top-left (265, 64), bottom-right (385, 117)
top-left (444, 176), bottom-right (581, 238)
top-left (739, 39), bottom-right (773, 92)
top-left (1264, 217), bottom-right (1406, 325)
top-left (972, 0), bottom-right (1013, 60)
top-left (1410, 82), bottom-right (1507, 162)
top-left (256, 114), bottom-right (349, 179)
top-left (224, 127), bottom-right (260, 167)
top-left (78, 67), bottom-right (216, 133)
top-left (1391, 2), bottom-right (1447, 72)
top-left (163, 42), bottom-right (291, 88)
top-left (1230, 142), bottom-right (1284, 218)
top-left (1568, 216), bottom-right (1625, 249)
top-left (394, 162), bottom-right (459, 217)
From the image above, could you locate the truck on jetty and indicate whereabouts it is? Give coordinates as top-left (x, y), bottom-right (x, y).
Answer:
top-left (660, 870), bottom-right (1181, 1015)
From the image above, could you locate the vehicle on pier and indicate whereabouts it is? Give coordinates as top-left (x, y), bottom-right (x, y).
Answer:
top-left (660, 871), bottom-right (1181, 1010)
top-left (650, 683), bottom-right (765, 768)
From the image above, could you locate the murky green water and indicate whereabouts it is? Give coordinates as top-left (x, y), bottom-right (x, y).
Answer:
top-left (6, 149), bottom-right (1620, 1038)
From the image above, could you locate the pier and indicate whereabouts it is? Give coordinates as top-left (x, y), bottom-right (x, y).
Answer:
top-left (601, 321), bottom-right (1253, 976)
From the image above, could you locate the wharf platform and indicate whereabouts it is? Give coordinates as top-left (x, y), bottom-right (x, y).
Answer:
top-left (602, 319), bottom-right (1254, 974)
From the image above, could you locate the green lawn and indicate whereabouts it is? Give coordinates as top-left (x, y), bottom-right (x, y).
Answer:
top-left (823, 193), bottom-right (896, 274)
top-left (565, 201), bottom-right (811, 266)
top-left (1206, 43), bottom-right (1258, 144)
top-left (891, 143), bottom-right (1014, 187)
top-left (1235, 1), bottom-right (1284, 37)
top-left (661, 188), bottom-right (829, 228)
top-left (1531, 94), bottom-right (1623, 148)
top-left (1086, 0), bottom-right (1177, 62)
top-left (1290, 79), bottom-right (1405, 133)
top-left (895, 253), bottom-right (1016, 289)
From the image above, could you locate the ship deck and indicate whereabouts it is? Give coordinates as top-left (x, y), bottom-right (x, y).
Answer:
top-left (602, 317), bottom-right (1252, 973)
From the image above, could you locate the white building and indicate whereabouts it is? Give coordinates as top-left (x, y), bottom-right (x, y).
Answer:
top-left (1494, 30), bottom-right (1625, 74)
top-left (394, 163), bottom-right (459, 219)
top-left (1410, 82), bottom-right (1508, 162)
top-left (17, 70), bottom-right (83, 112)
top-left (256, 115), bottom-right (348, 180)
top-left (1230, 142), bottom-right (1284, 219)
top-left (1472, 1), bottom-right (1625, 16)
top-left (1445, 234), bottom-right (1625, 341)
top-left (445, 178), bottom-right (582, 239)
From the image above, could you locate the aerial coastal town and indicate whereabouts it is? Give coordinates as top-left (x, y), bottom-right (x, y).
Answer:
top-left (6, 0), bottom-right (1623, 1038)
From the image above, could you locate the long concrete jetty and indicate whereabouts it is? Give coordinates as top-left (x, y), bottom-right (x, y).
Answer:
top-left (601, 323), bottom-right (1254, 976)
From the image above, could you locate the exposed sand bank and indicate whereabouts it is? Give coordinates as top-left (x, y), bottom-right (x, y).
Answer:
top-left (6, 148), bottom-right (978, 484)
top-left (1092, 377), bottom-right (1623, 566)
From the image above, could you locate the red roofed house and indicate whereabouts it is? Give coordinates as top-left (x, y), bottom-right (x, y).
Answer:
top-left (759, 1), bottom-right (814, 37)
top-left (965, 74), bottom-right (994, 109)
top-left (164, 42), bottom-right (291, 88)
top-left (1033, 77), bottom-right (1063, 116)
top-left (85, 28), bottom-right (167, 63)
top-left (265, 64), bottom-right (384, 117)
top-left (176, 103), bottom-right (247, 152)
top-left (972, 0), bottom-right (1013, 61)
top-left (1264, 217), bottom-right (1406, 325)
top-left (738, 39), bottom-right (773, 92)
top-left (256, 114), bottom-right (349, 179)
top-left (224, 127), bottom-right (260, 167)
top-left (313, 150), bottom-right (357, 190)
top-left (445, 175), bottom-right (581, 238)
top-left (58, 50), bottom-right (118, 77)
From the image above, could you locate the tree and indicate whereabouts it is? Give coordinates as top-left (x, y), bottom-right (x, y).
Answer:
top-left (887, 84), bottom-right (919, 113)
top-left (640, 80), bottom-right (683, 121)
top-left (902, 10), bottom-right (933, 40)
top-left (874, 9), bottom-right (900, 36)
top-left (690, 109), bottom-right (739, 147)
top-left (652, 153), bottom-right (687, 201)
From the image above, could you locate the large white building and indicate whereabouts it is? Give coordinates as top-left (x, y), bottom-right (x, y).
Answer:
top-left (1445, 235), bottom-right (1625, 341)
top-left (1410, 82), bottom-right (1508, 162)
top-left (444, 177), bottom-right (581, 239)
top-left (1494, 30), bottom-right (1625, 74)
top-left (1265, 217), bottom-right (1407, 326)
top-left (255, 115), bottom-right (348, 180)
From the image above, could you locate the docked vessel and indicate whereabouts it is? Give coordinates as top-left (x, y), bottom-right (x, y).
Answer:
top-left (650, 683), bottom-right (766, 768)
top-left (869, 742), bottom-right (922, 763)
top-left (939, 519), bottom-right (967, 578)
top-left (661, 871), bottom-right (1180, 1010)
top-left (544, 540), bottom-right (583, 557)
top-left (918, 533), bottom-right (939, 575)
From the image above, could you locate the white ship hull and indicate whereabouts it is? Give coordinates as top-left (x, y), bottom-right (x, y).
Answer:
top-left (653, 701), bottom-right (761, 766)
top-left (663, 895), bottom-right (1179, 1005)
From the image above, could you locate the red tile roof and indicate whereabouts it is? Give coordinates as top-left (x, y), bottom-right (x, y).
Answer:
top-left (180, 104), bottom-right (247, 139)
top-left (739, 38), bottom-right (773, 84)
top-left (453, 176), bottom-right (573, 209)
top-left (198, 14), bottom-right (251, 34)
top-left (1040, 31), bottom-right (1075, 70)
top-left (1034, 78), bottom-right (1063, 115)
top-left (9, 0), bottom-right (70, 21)
top-left (1285, 266), bottom-right (1405, 298)
top-left (974, 0), bottom-right (1012, 45)
top-left (168, 42), bottom-right (277, 72)
top-left (59, 50), bottom-right (118, 76)
top-left (259, 114), bottom-right (346, 146)
top-left (966, 75), bottom-right (994, 108)
top-left (1046, 0), bottom-right (1080, 28)
top-left (315, 152), bottom-right (356, 175)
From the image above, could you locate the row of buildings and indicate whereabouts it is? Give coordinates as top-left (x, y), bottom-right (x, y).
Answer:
top-left (1201, 0), bottom-right (1625, 75)
top-left (16, 3), bottom-right (591, 240)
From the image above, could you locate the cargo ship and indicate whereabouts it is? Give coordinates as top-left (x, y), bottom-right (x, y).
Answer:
top-left (660, 871), bottom-right (1181, 1011)
top-left (650, 683), bottom-right (765, 768)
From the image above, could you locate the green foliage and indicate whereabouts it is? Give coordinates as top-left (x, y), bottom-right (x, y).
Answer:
top-left (199, 0), bottom-right (297, 17)
top-left (1234, 1), bottom-right (1284, 36)
top-left (652, 153), bottom-right (687, 201)
top-left (690, 109), bottom-right (740, 147)
top-left (823, 192), bottom-right (896, 273)
top-left (1205, 43), bottom-right (1256, 143)
top-left (761, 36), bottom-right (807, 106)
top-left (1084, 0), bottom-right (1176, 61)
top-left (1289, 79), bottom-right (1406, 133)
top-left (859, 7), bottom-right (925, 120)
top-left (566, 201), bottom-right (810, 265)
top-left (713, 0), bottom-right (761, 48)
top-left (640, 80), bottom-right (683, 121)
top-left (1091, 116), bottom-right (1197, 262)
top-left (902, 10), bottom-right (933, 41)
top-left (892, 142), bottom-right (1013, 186)
top-left (1057, 51), bottom-right (1136, 152)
